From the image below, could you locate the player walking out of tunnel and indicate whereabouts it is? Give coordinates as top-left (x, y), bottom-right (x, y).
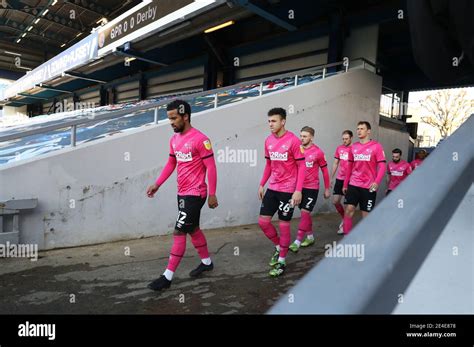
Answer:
top-left (258, 107), bottom-right (306, 277)
top-left (289, 126), bottom-right (330, 253)
top-left (386, 148), bottom-right (412, 195)
top-left (331, 130), bottom-right (353, 234)
top-left (342, 121), bottom-right (386, 235)
top-left (146, 100), bottom-right (218, 291)
top-left (411, 149), bottom-right (426, 171)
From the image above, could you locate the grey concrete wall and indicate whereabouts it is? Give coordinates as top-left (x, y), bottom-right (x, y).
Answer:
top-left (343, 25), bottom-right (379, 71)
top-left (392, 184), bottom-right (474, 314)
top-left (0, 69), bottom-right (405, 250)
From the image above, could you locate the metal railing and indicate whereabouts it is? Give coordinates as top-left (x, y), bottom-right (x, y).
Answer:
top-left (0, 58), bottom-right (376, 147)
top-left (269, 114), bottom-right (474, 314)
top-left (380, 86), bottom-right (405, 119)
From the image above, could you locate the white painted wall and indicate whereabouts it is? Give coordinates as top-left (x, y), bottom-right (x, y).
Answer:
top-left (0, 69), bottom-right (409, 250)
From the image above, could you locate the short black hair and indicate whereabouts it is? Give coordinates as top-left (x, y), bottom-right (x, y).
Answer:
top-left (392, 148), bottom-right (402, 155)
top-left (342, 130), bottom-right (353, 137)
top-left (301, 126), bottom-right (315, 136)
top-left (167, 99), bottom-right (191, 121)
top-left (268, 107), bottom-right (287, 119)
top-left (357, 121), bottom-right (371, 130)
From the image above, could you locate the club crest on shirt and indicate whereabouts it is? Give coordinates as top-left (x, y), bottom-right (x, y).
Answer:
top-left (203, 140), bottom-right (212, 150)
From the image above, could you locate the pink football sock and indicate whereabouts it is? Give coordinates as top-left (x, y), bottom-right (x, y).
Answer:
top-left (335, 203), bottom-right (345, 218)
top-left (190, 228), bottom-right (210, 260)
top-left (279, 221), bottom-right (291, 259)
top-left (343, 216), bottom-right (353, 235)
top-left (166, 234), bottom-right (186, 272)
top-left (258, 216), bottom-right (280, 246)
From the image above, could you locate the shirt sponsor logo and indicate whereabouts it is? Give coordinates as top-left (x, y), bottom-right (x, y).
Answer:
top-left (175, 151), bottom-right (193, 162)
top-left (391, 170), bottom-right (404, 177)
top-left (339, 152), bottom-right (349, 160)
top-left (306, 161), bottom-right (314, 168)
top-left (354, 153), bottom-right (371, 161)
top-left (269, 151), bottom-right (288, 161)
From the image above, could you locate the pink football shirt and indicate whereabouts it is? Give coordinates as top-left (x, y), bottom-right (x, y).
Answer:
top-left (303, 144), bottom-right (327, 189)
top-left (169, 127), bottom-right (214, 197)
top-left (334, 144), bottom-right (352, 180)
top-left (388, 160), bottom-right (412, 190)
top-left (347, 140), bottom-right (386, 189)
top-left (264, 131), bottom-right (305, 193)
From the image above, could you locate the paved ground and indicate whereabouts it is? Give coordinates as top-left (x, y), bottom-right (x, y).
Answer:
top-left (0, 212), bottom-right (361, 314)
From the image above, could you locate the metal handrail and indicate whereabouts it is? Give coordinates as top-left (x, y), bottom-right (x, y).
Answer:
top-left (0, 58), bottom-right (376, 146)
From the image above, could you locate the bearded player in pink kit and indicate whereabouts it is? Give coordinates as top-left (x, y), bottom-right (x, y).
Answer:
top-left (289, 126), bottom-right (330, 253)
top-left (386, 148), bottom-right (412, 195)
top-left (258, 107), bottom-right (306, 277)
top-left (146, 100), bottom-right (218, 291)
top-left (342, 121), bottom-right (386, 235)
top-left (331, 130), bottom-right (353, 234)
